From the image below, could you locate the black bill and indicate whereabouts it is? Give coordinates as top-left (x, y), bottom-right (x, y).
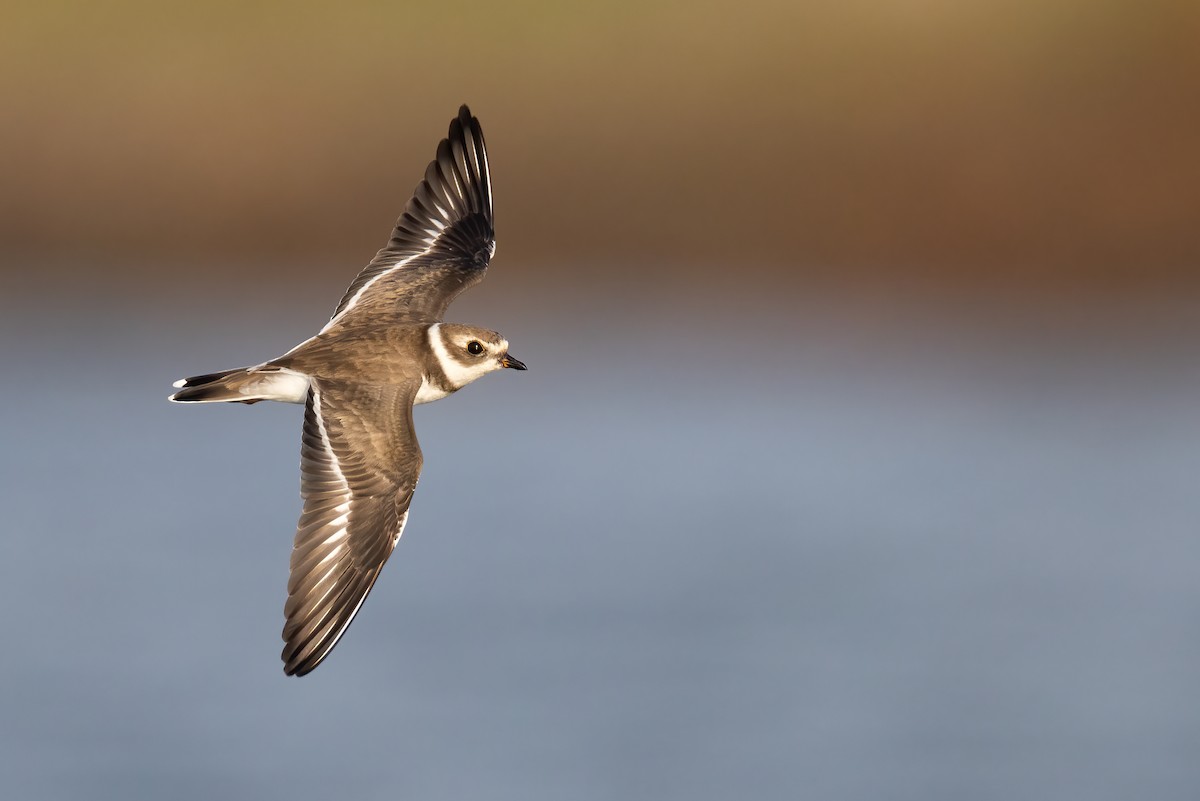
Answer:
top-left (501, 354), bottom-right (527, 370)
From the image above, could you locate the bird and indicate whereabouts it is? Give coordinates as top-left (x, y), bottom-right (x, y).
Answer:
top-left (169, 105), bottom-right (526, 676)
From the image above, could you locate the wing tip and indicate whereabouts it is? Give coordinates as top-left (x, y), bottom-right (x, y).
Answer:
top-left (282, 656), bottom-right (316, 677)
top-left (451, 104), bottom-right (484, 149)
top-left (281, 628), bottom-right (334, 677)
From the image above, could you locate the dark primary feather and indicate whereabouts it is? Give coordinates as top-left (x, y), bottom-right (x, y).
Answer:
top-left (326, 105), bottom-right (495, 326)
top-left (281, 380), bottom-right (423, 676)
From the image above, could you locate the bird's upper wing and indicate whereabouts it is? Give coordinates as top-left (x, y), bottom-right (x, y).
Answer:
top-left (282, 379), bottom-right (422, 676)
top-left (322, 105), bottom-right (495, 330)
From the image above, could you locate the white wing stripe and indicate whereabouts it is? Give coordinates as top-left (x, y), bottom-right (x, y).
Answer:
top-left (320, 252), bottom-right (422, 332)
top-left (310, 389), bottom-right (351, 527)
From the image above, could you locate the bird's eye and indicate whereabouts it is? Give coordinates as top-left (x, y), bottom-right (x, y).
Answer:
top-left (466, 341), bottom-right (484, 355)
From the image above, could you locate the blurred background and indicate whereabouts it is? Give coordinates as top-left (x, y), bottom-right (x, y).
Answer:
top-left (2, 1), bottom-right (1199, 799)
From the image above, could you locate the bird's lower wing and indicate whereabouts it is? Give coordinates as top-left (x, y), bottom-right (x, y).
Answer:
top-left (282, 380), bottom-right (422, 676)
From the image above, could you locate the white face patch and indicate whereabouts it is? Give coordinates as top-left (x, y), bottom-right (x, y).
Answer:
top-left (426, 323), bottom-right (501, 391)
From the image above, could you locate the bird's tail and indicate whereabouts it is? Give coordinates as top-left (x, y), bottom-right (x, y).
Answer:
top-left (169, 366), bottom-right (309, 404)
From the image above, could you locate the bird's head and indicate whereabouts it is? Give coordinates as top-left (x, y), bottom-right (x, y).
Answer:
top-left (429, 323), bottom-right (526, 389)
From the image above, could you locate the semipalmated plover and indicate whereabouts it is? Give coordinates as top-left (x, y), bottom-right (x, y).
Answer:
top-left (170, 106), bottom-right (525, 676)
